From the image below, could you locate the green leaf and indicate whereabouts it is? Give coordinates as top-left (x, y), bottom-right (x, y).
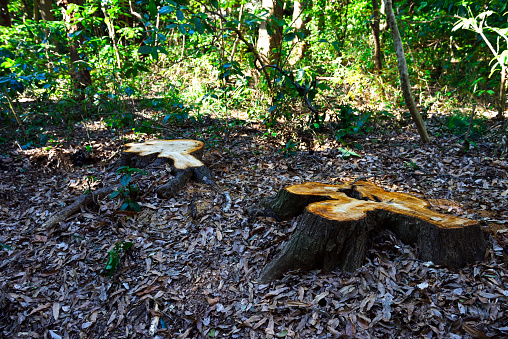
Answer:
top-left (129, 201), bottom-right (142, 212)
top-left (178, 24), bottom-right (187, 35)
top-left (176, 9), bottom-right (184, 21)
top-left (210, 0), bottom-right (219, 10)
top-left (149, 0), bottom-right (157, 18)
top-left (331, 41), bottom-right (341, 54)
top-left (284, 32), bottom-right (296, 42)
top-left (110, 190), bottom-right (120, 199)
top-left (122, 242), bottom-right (134, 250)
top-left (157, 46), bottom-right (169, 55)
top-left (338, 147), bottom-right (361, 158)
top-left (138, 45), bottom-right (152, 54)
top-left (120, 174), bottom-right (131, 186)
top-left (194, 17), bottom-right (204, 34)
top-left (159, 6), bottom-right (173, 14)
top-left (317, 82), bottom-right (331, 91)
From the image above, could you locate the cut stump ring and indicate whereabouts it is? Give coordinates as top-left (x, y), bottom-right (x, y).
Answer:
top-left (257, 181), bottom-right (487, 283)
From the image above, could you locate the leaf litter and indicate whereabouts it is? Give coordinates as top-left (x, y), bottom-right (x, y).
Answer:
top-left (0, 114), bottom-right (507, 338)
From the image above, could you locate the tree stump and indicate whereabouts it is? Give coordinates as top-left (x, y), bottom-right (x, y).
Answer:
top-left (124, 139), bottom-right (213, 199)
top-left (42, 139), bottom-right (225, 230)
top-left (257, 181), bottom-right (487, 283)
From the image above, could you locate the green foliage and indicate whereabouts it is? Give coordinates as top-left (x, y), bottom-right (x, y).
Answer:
top-left (110, 166), bottom-right (147, 212)
top-left (446, 110), bottom-right (487, 141)
top-left (2, 0), bottom-right (506, 149)
top-left (278, 139), bottom-right (298, 158)
top-left (103, 240), bottom-right (133, 277)
top-left (0, 243), bottom-right (12, 250)
top-left (332, 104), bottom-right (372, 142)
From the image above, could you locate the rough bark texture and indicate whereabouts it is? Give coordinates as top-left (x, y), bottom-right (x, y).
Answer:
top-left (384, 0), bottom-right (430, 143)
top-left (0, 0), bottom-right (11, 27)
top-left (371, 0), bottom-right (382, 72)
top-left (257, 0), bottom-right (283, 64)
top-left (40, 0), bottom-right (54, 21)
top-left (499, 65), bottom-right (506, 119)
top-left (258, 181), bottom-right (486, 283)
top-left (58, 0), bottom-right (92, 95)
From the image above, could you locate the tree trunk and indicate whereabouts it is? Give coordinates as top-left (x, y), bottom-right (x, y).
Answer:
top-left (102, 5), bottom-right (122, 69)
top-left (289, 0), bottom-right (310, 65)
top-left (40, 0), bottom-right (54, 21)
top-left (257, 0), bottom-right (283, 65)
top-left (257, 181), bottom-right (487, 283)
top-left (59, 0), bottom-right (92, 97)
top-left (498, 64), bottom-right (506, 119)
top-left (371, 0), bottom-right (382, 72)
top-left (0, 0), bottom-right (11, 27)
top-left (384, 0), bottom-right (430, 143)
top-left (230, 4), bottom-right (244, 60)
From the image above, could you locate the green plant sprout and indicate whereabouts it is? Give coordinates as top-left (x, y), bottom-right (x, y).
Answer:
top-left (103, 241), bottom-right (133, 277)
top-left (110, 166), bottom-right (147, 212)
top-left (84, 174), bottom-right (98, 194)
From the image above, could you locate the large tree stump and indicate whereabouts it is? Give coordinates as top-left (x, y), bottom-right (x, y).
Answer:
top-left (257, 181), bottom-right (487, 283)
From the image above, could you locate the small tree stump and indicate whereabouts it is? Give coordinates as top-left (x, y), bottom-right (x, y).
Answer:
top-left (258, 181), bottom-right (487, 283)
top-left (123, 139), bottom-right (214, 198)
top-left (42, 139), bottom-right (221, 230)
top-left (124, 139), bottom-right (205, 169)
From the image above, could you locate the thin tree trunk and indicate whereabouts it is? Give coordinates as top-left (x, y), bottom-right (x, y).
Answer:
top-left (21, 0), bottom-right (34, 21)
top-left (59, 0), bottom-right (92, 97)
top-left (34, 0), bottom-right (39, 21)
top-left (384, 0), bottom-right (430, 143)
top-left (289, 0), bottom-right (310, 65)
top-left (102, 5), bottom-right (122, 69)
top-left (371, 0), bottom-right (382, 72)
top-left (40, 0), bottom-right (54, 21)
top-left (498, 65), bottom-right (506, 119)
top-left (230, 4), bottom-right (244, 60)
top-left (257, 0), bottom-right (283, 65)
top-left (0, 0), bottom-right (11, 27)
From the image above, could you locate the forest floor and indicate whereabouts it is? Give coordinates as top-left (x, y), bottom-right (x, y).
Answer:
top-left (0, 105), bottom-right (507, 339)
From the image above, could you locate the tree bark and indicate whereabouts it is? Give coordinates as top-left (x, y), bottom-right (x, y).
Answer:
top-left (288, 0), bottom-right (311, 65)
top-left (498, 65), bottom-right (506, 119)
top-left (230, 4), bottom-right (244, 60)
top-left (40, 0), bottom-right (54, 21)
top-left (384, 0), bottom-right (430, 143)
top-left (0, 0), bottom-right (11, 27)
top-left (371, 0), bottom-right (382, 72)
top-left (258, 181), bottom-right (487, 283)
top-left (58, 0), bottom-right (92, 97)
top-left (257, 0), bottom-right (283, 65)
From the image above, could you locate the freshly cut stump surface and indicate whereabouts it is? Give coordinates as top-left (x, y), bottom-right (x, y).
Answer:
top-left (258, 181), bottom-right (487, 283)
top-left (124, 139), bottom-right (205, 169)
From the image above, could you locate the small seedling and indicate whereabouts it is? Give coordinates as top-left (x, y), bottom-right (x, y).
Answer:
top-left (110, 166), bottom-right (147, 212)
top-left (84, 174), bottom-right (97, 194)
top-left (0, 243), bottom-right (12, 250)
top-left (103, 241), bottom-right (133, 277)
top-left (279, 139), bottom-right (298, 158)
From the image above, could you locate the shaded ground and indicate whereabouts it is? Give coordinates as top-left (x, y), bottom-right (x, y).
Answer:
top-left (0, 108), bottom-right (507, 338)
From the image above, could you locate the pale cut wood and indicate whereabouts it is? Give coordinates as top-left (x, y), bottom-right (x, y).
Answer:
top-left (124, 139), bottom-right (204, 169)
top-left (258, 181), bottom-right (487, 283)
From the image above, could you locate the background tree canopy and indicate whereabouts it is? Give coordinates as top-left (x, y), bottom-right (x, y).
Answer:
top-left (1, 0), bottom-right (507, 147)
